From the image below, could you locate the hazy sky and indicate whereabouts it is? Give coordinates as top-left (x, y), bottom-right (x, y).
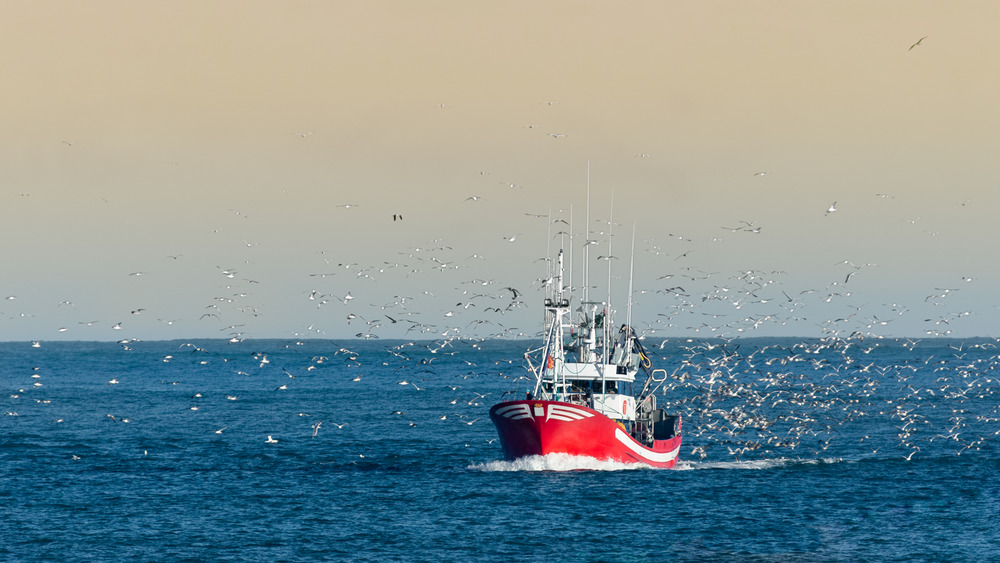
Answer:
top-left (3, 1), bottom-right (999, 342)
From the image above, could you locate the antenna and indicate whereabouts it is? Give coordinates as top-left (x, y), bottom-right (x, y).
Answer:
top-left (606, 190), bottom-right (614, 314)
top-left (546, 206), bottom-right (552, 283)
top-left (626, 222), bottom-right (636, 332)
top-left (567, 204), bottom-right (574, 302)
top-left (584, 162), bottom-right (591, 306)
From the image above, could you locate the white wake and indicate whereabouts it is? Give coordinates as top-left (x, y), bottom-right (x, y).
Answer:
top-left (469, 453), bottom-right (660, 472)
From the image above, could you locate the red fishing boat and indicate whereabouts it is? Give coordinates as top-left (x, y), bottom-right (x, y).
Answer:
top-left (490, 243), bottom-right (682, 468)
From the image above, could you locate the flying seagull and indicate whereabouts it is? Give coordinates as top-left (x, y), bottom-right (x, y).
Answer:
top-left (908, 36), bottom-right (927, 51)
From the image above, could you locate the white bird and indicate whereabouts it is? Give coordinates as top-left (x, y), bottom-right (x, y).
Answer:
top-left (825, 202), bottom-right (837, 215)
top-left (265, 435), bottom-right (278, 444)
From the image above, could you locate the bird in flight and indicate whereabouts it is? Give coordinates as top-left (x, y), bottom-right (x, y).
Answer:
top-left (908, 36), bottom-right (927, 51)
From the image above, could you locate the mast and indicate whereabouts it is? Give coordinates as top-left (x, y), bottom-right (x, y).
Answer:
top-left (534, 246), bottom-right (567, 399)
top-left (583, 162), bottom-right (591, 307)
top-left (606, 190), bottom-right (614, 315)
top-left (626, 222), bottom-right (636, 335)
top-left (603, 191), bottom-right (614, 395)
top-left (567, 204), bottom-right (573, 313)
top-left (545, 206), bottom-right (553, 284)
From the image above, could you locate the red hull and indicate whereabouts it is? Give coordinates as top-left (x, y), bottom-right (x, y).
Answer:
top-left (489, 400), bottom-right (682, 468)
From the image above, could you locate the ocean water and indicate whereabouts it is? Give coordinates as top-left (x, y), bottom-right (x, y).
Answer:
top-left (2, 336), bottom-right (998, 561)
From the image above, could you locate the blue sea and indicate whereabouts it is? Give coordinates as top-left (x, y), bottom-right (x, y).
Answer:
top-left (3, 336), bottom-right (998, 561)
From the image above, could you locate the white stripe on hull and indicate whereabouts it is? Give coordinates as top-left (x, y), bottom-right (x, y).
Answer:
top-left (614, 428), bottom-right (679, 463)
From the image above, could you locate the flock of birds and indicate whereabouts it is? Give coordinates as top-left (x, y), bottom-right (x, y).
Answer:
top-left (10, 35), bottom-right (997, 467)
top-left (648, 335), bottom-right (1000, 462)
top-left (5, 156), bottom-right (996, 465)
top-left (5, 326), bottom-right (997, 466)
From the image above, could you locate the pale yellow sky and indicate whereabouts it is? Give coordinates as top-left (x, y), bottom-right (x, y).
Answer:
top-left (2, 1), bottom-right (999, 340)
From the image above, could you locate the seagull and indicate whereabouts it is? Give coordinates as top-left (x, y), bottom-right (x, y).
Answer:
top-left (215, 427), bottom-right (228, 434)
top-left (825, 202), bottom-right (837, 216)
top-left (312, 421), bottom-right (322, 437)
top-left (908, 36), bottom-right (927, 51)
top-left (265, 435), bottom-right (278, 444)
